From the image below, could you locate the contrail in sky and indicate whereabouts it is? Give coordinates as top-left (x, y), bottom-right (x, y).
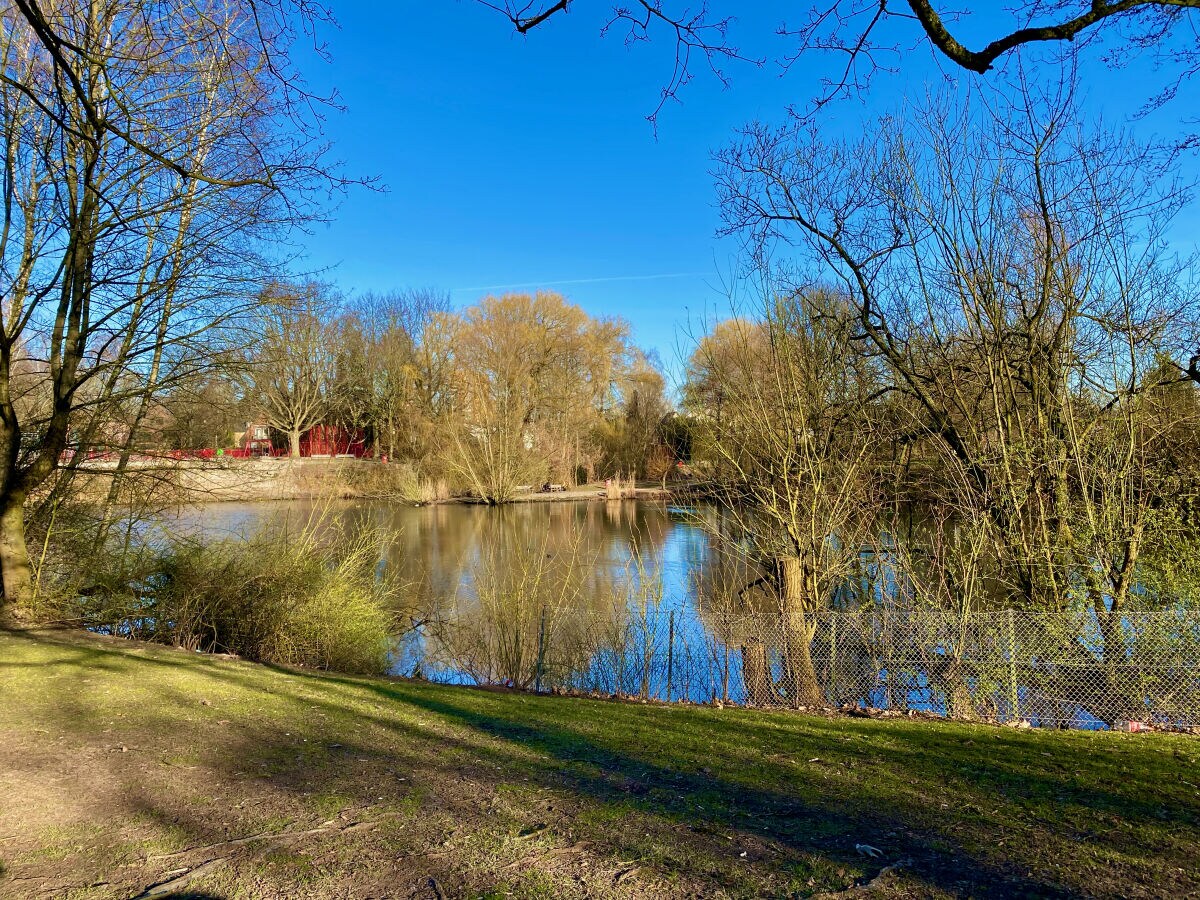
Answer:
top-left (450, 272), bottom-right (704, 294)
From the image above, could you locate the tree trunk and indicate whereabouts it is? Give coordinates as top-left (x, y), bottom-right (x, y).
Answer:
top-left (289, 429), bottom-right (302, 458)
top-left (940, 656), bottom-right (975, 720)
top-left (780, 556), bottom-right (824, 708)
top-left (1094, 601), bottom-right (1137, 726)
top-left (0, 493), bottom-right (33, 615)
top-left (741, 638), bottom-right (774, 705)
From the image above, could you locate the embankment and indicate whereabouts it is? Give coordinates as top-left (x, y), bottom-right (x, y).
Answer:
top-left (70, 456), bottom-right (681, 504)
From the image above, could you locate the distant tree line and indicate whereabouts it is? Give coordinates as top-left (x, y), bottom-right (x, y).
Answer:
top-left (150, 288), bottom-right (678, 504)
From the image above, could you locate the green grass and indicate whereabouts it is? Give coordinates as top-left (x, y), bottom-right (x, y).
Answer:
top-left (0, 627), bottom-right (1197, 898)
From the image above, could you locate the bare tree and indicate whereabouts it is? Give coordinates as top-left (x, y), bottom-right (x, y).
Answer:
top-left (685, 289), bottom-right (883, 706)
top-left (334, 289), bottom-right (450, 462)
top-left (0, 1), bottom-right (330, 615)
top-left (714, 81), bottom-right (1195, 632)
top-left (477, 0), bottom-right (748, 126)
top-left (251, 284), bottom-right (338, 459)
top-left (6, 0), bottom-right (340, 184)
top-left (479, 2), bottom-right (1200, 130)
top-left (777, 1), bottom-right (1200, 114)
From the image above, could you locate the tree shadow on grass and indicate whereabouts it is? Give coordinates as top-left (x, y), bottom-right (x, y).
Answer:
top-left (277, 663), bottom-right (1199, 897)
top-left (255, 653), bottom-right (1107, 897)
top-left (371, 687), bottom-right (1088, 897)
top-left (6, 628), bottom-right (1194, 899)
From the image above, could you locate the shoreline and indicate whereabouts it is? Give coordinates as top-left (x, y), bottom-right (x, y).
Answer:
top-left (80, 456), bottom-right (689, 505)
top-left (450, 485), bottom-right (677, 505)
top-left (186, 487), bottom-right (681, 506)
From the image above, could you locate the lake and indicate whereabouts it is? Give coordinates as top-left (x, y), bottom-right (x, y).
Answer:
top-left (169, 499), bottom-right (722, 694)
top-left (172, 498), bottom-right (708, 614)
top-left (164, 499), bottom-right (1200, 728)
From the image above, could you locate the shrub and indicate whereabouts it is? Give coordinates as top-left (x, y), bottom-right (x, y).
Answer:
top-left (151, 520), bottom-right (396, 674)
top-left (59, 512), bottom-right (397, 675)
top-left (339, 461), bottom-right (444, 504)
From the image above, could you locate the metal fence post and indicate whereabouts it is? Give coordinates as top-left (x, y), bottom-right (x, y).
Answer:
top-left (828, 614), bottom-right (838, 704)
top-left (722, 642), bottom-right (730, 703)
top-left (666, 609), bottom-right (676, 702)
top-left (1007, 608), bottom-right (1019, 722)
top-left (535, 606), bottom-right (547, 694)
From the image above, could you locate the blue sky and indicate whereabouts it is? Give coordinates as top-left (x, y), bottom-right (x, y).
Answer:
top-left (296, 3), bottom-right (1198, 375)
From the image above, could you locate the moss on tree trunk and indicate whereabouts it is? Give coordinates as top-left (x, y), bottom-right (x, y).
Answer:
top-left (0, 495), bottom-right (33, 615)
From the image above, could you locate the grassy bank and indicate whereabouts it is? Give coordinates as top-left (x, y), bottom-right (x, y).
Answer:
top-left (0, 629), bottom-right (1196, 899)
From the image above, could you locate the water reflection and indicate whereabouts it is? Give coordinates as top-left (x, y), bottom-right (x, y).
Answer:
top-left (179, 501), bottom-right (703, 609)
top-left (169, 500), bottom-right (1200, 727)
top-left (174, 500), bottom-right (713, 690)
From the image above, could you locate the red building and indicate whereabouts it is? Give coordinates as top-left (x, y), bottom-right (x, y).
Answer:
top-left (227, 423), bottom-right (368, 458)
top-left (300, 425), bottom-right (367, 458)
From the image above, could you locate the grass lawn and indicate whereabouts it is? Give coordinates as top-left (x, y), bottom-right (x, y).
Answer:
top-left (0, 628), bottom-right (1197, 899)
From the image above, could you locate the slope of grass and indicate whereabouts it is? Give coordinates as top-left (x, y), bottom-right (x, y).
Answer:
top-left (0, 627), bottom-right (1197, 899)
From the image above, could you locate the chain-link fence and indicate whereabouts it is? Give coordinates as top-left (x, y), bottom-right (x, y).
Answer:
top-left (396, 604), bottom-right (1200, 729)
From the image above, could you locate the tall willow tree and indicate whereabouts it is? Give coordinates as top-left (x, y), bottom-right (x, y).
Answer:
top-left (0, 1), bottom-right (332, 615)
top-left (441, 292), bottom-right (630, 503)
top-left (685, 292), bottom-right (882, 706)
